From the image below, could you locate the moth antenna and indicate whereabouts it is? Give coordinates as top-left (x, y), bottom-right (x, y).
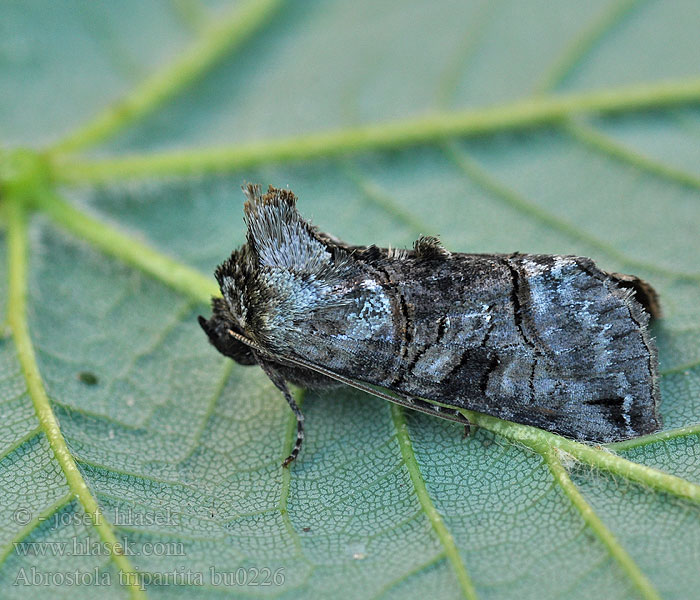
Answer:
top-left (226, 329), bottom-right (266, 353)
top-left (226, 330), bottom-right (471, 428)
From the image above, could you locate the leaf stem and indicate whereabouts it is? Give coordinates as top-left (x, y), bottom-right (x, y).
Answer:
top-left (391, 405), bottom-right (477, 600)
top-left (53, 77), bottom-right (700, 183)
top-left (49, 0), bottom-right (284, 155)
top-left (32, 190), bottom-right (218, 304)
top-left (543, 448), bottom-right (661, 600)
top-left (5, 196), bottom-right (146, 599)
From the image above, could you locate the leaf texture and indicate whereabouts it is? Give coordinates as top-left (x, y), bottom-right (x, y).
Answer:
top-left (1, 1), bottom-right (699, 598)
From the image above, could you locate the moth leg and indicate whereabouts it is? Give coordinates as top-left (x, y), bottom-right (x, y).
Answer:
top-left (462, 422), bottom-right (478, 438)
top-left (280, 388), bottom-right (304, 468)
top-left (394, 393), bottom-right (478, 438)
top-left (268, 349), bottom-right (474, 430)
top-left (259, 361), bottom-right (305, 468)
top-left (396, 394), bottom-right (472, 427)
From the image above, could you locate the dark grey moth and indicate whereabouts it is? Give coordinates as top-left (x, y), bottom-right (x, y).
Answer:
top-left (199, 184), bottom-right (661, 466)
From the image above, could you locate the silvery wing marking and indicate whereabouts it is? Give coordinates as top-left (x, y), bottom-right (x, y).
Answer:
top-left (200, 184), bottom-right (661, 465)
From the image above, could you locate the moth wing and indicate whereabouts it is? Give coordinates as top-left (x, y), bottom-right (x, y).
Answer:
top-left (424, 255), bottom-right (662, 442)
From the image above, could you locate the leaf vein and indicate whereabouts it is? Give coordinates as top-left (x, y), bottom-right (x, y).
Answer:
top-left (0, 426), bottom-right (43, 463)
top-left (0, 492), bottom-right (74, 568)
top-left (459, 408), bottom-right (700, 504)
top-left (543, 447), bottom-right (661, 600)
top-left (534, 0), bottom-right (645, 94)
top-left (442, 140), bottom-right (700, 281)
top-left (5, 196), bottom-right (146, 599)
top-left (33, 190), bottom-right (217, 303)
top-left (49, 0), bottom-right (284, 155)
top-left (566, 120), bottom-right (700, 191)
top-left (391, 404), bottom-right (477, 600)
top-left (52, 78), bottom-right (700, 183)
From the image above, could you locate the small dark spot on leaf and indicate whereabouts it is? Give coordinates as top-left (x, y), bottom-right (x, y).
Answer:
top-left (302, 527), bottom-right (311, 532)
top-left (78, 371), bottom-right (99, 386)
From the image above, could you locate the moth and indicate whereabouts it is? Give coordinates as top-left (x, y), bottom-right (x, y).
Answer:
top-left (199, 184), bottom-right (661, 466)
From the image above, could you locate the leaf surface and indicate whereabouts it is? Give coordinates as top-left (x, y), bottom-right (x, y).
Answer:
top-left (1, 1), bottom-right (699, 598)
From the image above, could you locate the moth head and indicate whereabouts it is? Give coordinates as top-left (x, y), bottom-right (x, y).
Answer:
top-left (198, 298), bottom-right (257, 366)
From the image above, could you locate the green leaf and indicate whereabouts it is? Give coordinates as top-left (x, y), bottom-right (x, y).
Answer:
top-left (1, 1), bottom-right (699, 598)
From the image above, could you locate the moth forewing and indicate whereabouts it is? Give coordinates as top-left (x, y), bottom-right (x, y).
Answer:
top-left (199, 184), bottom-right (662, 466)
